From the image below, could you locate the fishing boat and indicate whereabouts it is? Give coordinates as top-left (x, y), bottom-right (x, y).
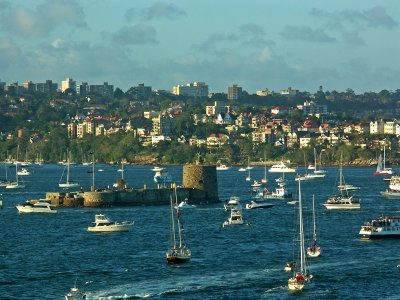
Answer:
top-left (222, 196), bottom-right (244, 227)
top-left (16, 200), bottom-right (57, 213)
top-left (65, 279), bottom-right (86, 300)
top-left (288, 180), bottom-right (313, 291)
top-left (166, 188), bottom-right (191, 263)
top-left (307, 196), bottom-right (321, 257)
top-left (374, 146), bottom-right (393, 175)
top-left (322, 154), bottom-right (360, 210)
top-left (269, 161), bottom-right (296, 173)
top-left (87, 214), bottom-right (134, 232)
top-left (59, 153), bottom-right (79, 188)
top-left (245, 200), bottom-right (274, 209)
top-left (258, 183), bottom-right (292, 200)
top-left (359, 216), bottom-right (400, 239)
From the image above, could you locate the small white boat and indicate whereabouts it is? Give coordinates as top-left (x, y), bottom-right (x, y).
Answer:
top-left (87, 214), bottom-right (134, 232)
top-left (269, 161), bottom-right (296, 173)
top-left (216, 164), bottom-right (230, 171)
top-left (177, 198), bottom-right (196, 208)
top-left (65, 281), bottom-right (86, 300)
top-left (338, 184), bottom-right (360, 191)
top-left (322, 195), bottom-right (360, 210)
top-left (287, 200), bottom-right (298, 205)
top-left (245, 200), bottom-right (274, 209)
top-left (222, 197), bottom-right (244, 227)
top-left (259, 184), bottom-right (292, 200)
top-left (251, 180), bottom-right (262, 187)
top-left (16, 200), bottom-right (57, 213)
top-left (17, 168), bottom-right (31, 175)
top-left (152, 166), bottom-right (164, 172)
top-left (284, 262), bottom-right (296, 272)
top-left (153, 168), bottom-right (172, 184)
top-left (238, 167), bottom-right (246, 172)
top-left (98, 169), bottom-right (104, 172)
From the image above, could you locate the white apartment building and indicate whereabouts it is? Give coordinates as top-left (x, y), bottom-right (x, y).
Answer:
top-left (384, 121), bottom-right (397, 135)
top-left (370, 120), bottom-right (384, 134)
top-left (61, 78), bottom-right (76, 92)
top-left (172, 82), bottom-right (208, 98)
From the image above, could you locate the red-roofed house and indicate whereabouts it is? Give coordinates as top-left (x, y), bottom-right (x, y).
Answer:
top-left (207, 133), bottom-right (230, 148)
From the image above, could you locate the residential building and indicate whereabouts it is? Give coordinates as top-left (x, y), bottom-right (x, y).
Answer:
top-left (128, 83), bottom-right (152, 100)
top-left (252, 131), bottom-right (274, 143)
top-left (256, 88), bottom-right (274, 96)
top-left (89, 82), bottom-right (114, 98)
top-left (302, 100), bottom-right (328, 116)
top-left (77, 123), bottom-right (87, 138)
top-left (370, 120), bottom-right (384, 134)
top-left (0, 79), bottom-right (5, 90)
top-left (227, 84), bottom-right (242, 100)
top-left (173, 82), bottom-right (208, 98)
top-left (152, 114), bottom-right (175, 135)
top-left (61, 78), bottom-right (76, 93)
top-left (5, 82), bottom-right (24, 95)
top-left (384, 121), bottom-right (397, 135)
top-left (23, 80), bottom-right (35, 92)
top-left (35, 80), bottom-right (58, 94)
top-left (271, 106), bottom-right (294, 116)
top-left (207, 133), bottom-right (229, 148)
top-left (76, 82), bottom-right (90, 96)
top-left (281, 87), bottom-right (298, 96)
top-left (96, 124), bottom-right (105, 136)
top-left (67, 123), bottom-right (77, 138)
top-left (83, 120), bottom-right (95, 134)
top-left (206, 101), bottom-right (230, 116)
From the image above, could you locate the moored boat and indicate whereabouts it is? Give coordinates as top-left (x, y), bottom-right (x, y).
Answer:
top-left (216, 164), bottom-right (230, 170)
top-left (374, 146), bottom-right (393, 175)
top-left (245, 200), bottom-right (274, 209)
top-left (16, 200), bottom-right (57, 213)
top-left (269, 161), bottom-right (296, 173)
top-left (359, 216), bottom-right (400, 239)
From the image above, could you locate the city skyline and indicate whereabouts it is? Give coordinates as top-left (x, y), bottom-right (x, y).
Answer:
top-left (0, 0), bottom-right (399, 93)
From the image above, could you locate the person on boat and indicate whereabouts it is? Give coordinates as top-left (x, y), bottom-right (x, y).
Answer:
top-left (296, 273), bottom-right (304, 283)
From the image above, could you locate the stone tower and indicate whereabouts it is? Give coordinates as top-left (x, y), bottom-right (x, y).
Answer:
top-left (182, 165), bottom-right (219, 203)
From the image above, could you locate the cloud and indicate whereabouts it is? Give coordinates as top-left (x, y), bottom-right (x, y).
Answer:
top-left (259, 46), bottom-right (272, 62)
top-left (113, 24), bottom-right (157, 45)
top-left (0, 37), bottom-right (25, 68)
top-left (280, 26), bottom-right (336, 43)
top-left (309, 6), bottom-right (397, 30)
top-left (125, 2), bottom-right (186, 21)
top-left (1, 0), bottom-right (86, 37)
top-left (51, 38), bottom-right (67, 49)
top-left (341, 31), bottom-right (365, 46)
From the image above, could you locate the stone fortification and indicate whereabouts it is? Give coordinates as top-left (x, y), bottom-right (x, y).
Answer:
top-left (182, 165), bottom-right (219, 202)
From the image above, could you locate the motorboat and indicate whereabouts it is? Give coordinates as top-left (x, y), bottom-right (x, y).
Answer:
top-left (16, 200), bottom-right (57, 213)
top-left (222, 197), bottom-right (244, 227)
top-left (359, 216), bottom-right (400, 239)
top-left (87, 214), bottom-right (134, 232)
top-left (151, 166), bottom-right (164, 172)
top-left (238, 167), bottom-right (246, 172)
top-left (167, 188), bottom-right (191, 263)
top-left (288, 180), bottom-right (313, 291)
top-left (177, 198), bottom-right (196, 208)
top-left (381, 189), bottom-right (400, 199)
top-left (17, 168), bottom-right (31, 176)
top-left (374, 146), bottom-right (394, 175)
top-left (245, 168), bottom-right (251, 181)
top-left (258, 184), bottom-right (292, 200)
top-left (388, 175), bottom-right (400, 191)
top-left (295, 173), bottom-right (324, 181)
top-left (251, 180), bottom-right (262, 187)
top-left (65, 281), bottom-right (86, 300)
top-left (338, 184), bottom-right (360, 191)
top-left (216, 164), bottom-right (230, 171)
top-left (268, 161), bottom-right (296, 173)
top-left (245, 200), bottom-right (274, 209)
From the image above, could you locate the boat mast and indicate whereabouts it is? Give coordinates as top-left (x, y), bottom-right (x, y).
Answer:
top-left (384, 145), bottom-right (386, 170)
top-left (339, 153), bottom-right (343, 188)
top-left (264, 150), bottom-right (267, 181)
top-left (312, 195), bottom-right (316, 242)
top-left (66, 151), bottom-right (70, 184)
top-left (314, 148), bottom-right (317, 172)
top-left (169, 195), bottom-right (176, 248)
top-left (121, 160), bottom-right (124, 180)
top-left (298, 180), bottom-right (306, 274)
top-left (175, 187), bottom-right (183, 248)
top-left (92, 152), bottom-right (95, 190)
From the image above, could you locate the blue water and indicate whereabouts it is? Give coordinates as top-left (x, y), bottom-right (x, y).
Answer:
top-left (0, 164), bottom-right (400, 299)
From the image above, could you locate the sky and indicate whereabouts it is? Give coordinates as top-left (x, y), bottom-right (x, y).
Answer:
top-left (0, 0), bottom-right (400, 94)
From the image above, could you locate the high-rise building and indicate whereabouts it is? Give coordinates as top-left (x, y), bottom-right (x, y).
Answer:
top-left (127, 83), bottom-right (152, 100)
top-left (89, 82), bottom-right (114, 98)
top-left (227, 84), bottom-right (242, 100)
top-left (76, 82), bottom-right (89, 97)
top-left (61, 78), bottom-right (76, 93)
top-left (152, 114), bottom-right (175, 135)
top-left (173, 82), bottom-right (208, 98)
top-left (0, 79), bottom-right (5, 90)
top-left (35, 80), bottom-right (58, 94)
top-left (23, 80), bottom-right (35, 92)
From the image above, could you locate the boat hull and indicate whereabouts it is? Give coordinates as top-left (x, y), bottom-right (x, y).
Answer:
top-left (166, 255), bottom-right (191, 263)
top-left (360, 234), bottom-right (400, 239)
top-left (323, 203), bottom-right (360, 210)
top-left (380, 191), bottom-right (400, 199)
top-left (16, 206), bottom-right (57, 213)
top-left (87, 223), bottom-right (133, 232)
top-left (307, 247), bottom-right (321, 257)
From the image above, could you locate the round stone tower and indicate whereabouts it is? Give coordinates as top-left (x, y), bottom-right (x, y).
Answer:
top-left (182, 165), bottom-right (219, 203)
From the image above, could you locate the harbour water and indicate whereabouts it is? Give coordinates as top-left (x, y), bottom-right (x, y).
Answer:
top-left (1, 164), bottom-right (400, 299)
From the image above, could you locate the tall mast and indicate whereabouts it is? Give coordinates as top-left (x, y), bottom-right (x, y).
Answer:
top-left (175, 187), bottom-right (183, 248)
top-left (339, 153), bottom-right (343, 188)
top-left (264, 150), bottom-right (267, 180)
top-left (170, 195), bottom-right (176, 248)
top-left (92, 152), bottom-right (95, 190)
top-left (384, 146), bottom-right (386, 170)
top-left (121, 161), bottom-right (124, 180)
top-left (312, 195), bottom-right (316, 242)
top-left (66, 150), bottom-right (70, 184)
top-left (298, 180), bottom-right (305, 273)
top-left (314, 148), bottom-right (317, 172)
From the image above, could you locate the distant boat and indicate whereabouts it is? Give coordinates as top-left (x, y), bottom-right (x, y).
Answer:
top-left (269, 162), bottom-right (296, 173)
top-left (307, 196), bottom-right (322, 257)
top-left (65, 279), bottom-right (86, 300)
top-left (16, 200), bottom-right (57, 213)
top-left (6, 161), bottom-right (25, 189)
top-left (245, 200), bottom-right (274, 209)
top-left (374, 146), bottom-right (393, 175)
top-left (87, 214), bottom-right (134, 232)
top-left (216, 164), bottom-right (230, 171)
top-left (59, 153), bottom-right (79, 188)
top-left (222, 197), bottom-right (244, 227)
top-left (238, 167), bottom-right (246, 172)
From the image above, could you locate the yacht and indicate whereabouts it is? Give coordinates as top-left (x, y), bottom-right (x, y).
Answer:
top-left (374, 146), bottom-right (393, 175)
top-left (359, 216), bottom-right (400, 239)
top-left (238, 167), bottom-right (246, 172)
top-left (381, 189), bottom-right (400, 199)
top-left (388, 175), bottom-right (400, 191)
top-left (268, 161), bottom-right (296, 173)
top-left (65, 281), bottom-right (86, 300)
top-left (222, 197), bottom-right (244, 227)
top-left (153, 168), bottom-right (173, 184)
top-left (177, 198), bottom-right (196, 208)
top-left (87, 214), bottom-right (134, 232)
top-left (151, 166), bottom-right (164, 172)
top-left (216, 164), bottom-right (230, 171)
top-left (16, 200), bottom-right (57, 213)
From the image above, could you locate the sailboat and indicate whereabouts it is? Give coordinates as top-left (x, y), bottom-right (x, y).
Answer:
top-left (322, 153), bottom-right (360, 209)
top-left (166, 188), bottom-right (191, 263)
top-left (6, 146), bottom-right (25, 189)
top-left (374, 146), bottom-right (393, 175)
top-left (59, 152), bottom-right (79, 188)
top-left (246, 157), bottom-right (253, 170)
top-left (288, 180), bottom-right (313, 290)
top-left (307, 195), bottom-right (321, 257)
top-left (0, 161), bottom-right (11, 187)
top-left (261, 150), bottom-right (267, 183)
top-left (245, 167), bottom-right (251, 181)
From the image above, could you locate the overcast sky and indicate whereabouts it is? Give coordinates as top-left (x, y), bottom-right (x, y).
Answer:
top-left (0, 0), bottom-right (399, 94)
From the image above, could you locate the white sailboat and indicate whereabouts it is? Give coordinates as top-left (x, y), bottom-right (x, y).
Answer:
top-left (307, 195), bottom-right (321, 257)
top-left (288, 180), bottom-right (313, 290)
top-left (166, 188), bottom-right (191, 263)
top-left (59, 152), bottom-right (79, 188)
top-left (6, 146), bottom-right (25, 189)
top-left (374, 146), bottom-right (393, 175)
top-left (261, 150), bottom-right (267, 183)
top-left (245, 168), bottom-right (251, 181)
